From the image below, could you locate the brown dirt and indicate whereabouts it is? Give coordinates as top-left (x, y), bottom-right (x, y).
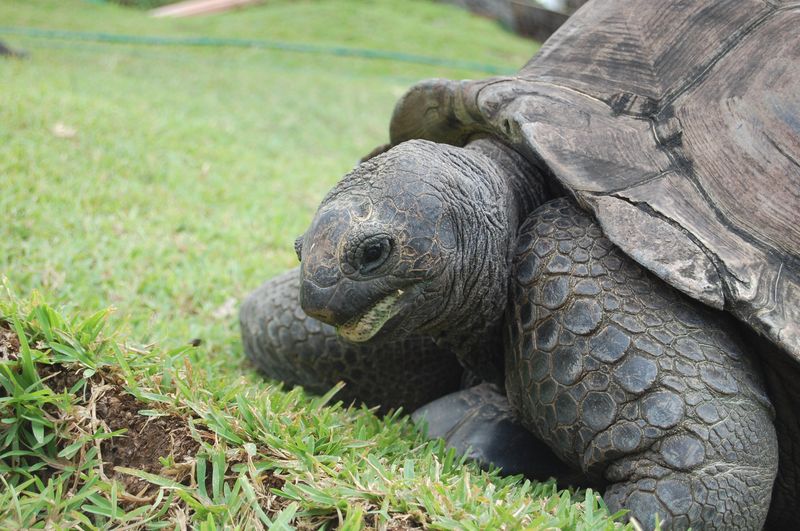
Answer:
top-left (38, 361), bottom-right (286, 504)
top-left (39, 363), bottom-right (203, 496)
top-left (1, 320), bottom-right (298, 524)
top-left (364, 513), bottom-right (425, 530)
top-left (99, 386), bottom-right (200, 495)
top-left (0, 321), bottom-right (20, 361)
top-left (0, 322), bottom-right (430, 529)
top-left (1, 322), bottom-right (204, 496)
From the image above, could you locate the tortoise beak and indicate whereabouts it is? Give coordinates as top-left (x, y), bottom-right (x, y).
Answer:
top-left (299, 278), bottom-right (340, 324)
top-left (298, 240), bottom-right (347, 324)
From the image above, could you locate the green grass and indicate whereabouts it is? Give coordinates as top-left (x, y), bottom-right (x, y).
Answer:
top-left (0, 0), bottom-right (628, 528)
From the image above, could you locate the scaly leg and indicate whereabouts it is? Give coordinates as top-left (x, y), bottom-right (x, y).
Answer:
top-left (240, 268), bottom-right (463, 412)
top-left (506, 199), bottom-right (778, 530)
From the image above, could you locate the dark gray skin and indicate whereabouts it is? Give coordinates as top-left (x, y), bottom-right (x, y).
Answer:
top-left (240, 268), bottom-right (464, 413)
top-left (296, 139), bottom-right (546, 380)
top-left (241, 138), bottom-right (784, 529)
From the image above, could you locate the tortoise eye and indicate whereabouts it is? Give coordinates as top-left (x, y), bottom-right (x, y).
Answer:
top-left (363, 244), bottom-right (383, 264)
top-left (356, 236), bottom-right (392, 274)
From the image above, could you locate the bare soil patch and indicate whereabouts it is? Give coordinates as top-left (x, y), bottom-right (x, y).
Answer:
top-left (0, 320), bottom-right (286, 504)
top-left (0, 321), bottom-right (20, 361)
top-left (99, 385), bottom-right (200, 494)
top-left (38, 361), bottom-right (287, 504)
top-left (364, 513), bottom-right (424, 530)
top-left (40, 363), bottom-right (202, 496)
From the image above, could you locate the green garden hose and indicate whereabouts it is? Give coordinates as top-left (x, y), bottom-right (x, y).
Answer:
top-left (0, 26), bottom-right (513, 75)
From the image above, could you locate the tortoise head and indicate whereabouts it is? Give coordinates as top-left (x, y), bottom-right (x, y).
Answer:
top-left (297, 139), bottom-right (515, 343)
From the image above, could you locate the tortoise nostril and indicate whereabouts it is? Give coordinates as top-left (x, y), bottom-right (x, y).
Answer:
top-left (299, 279), bottom-right (339, 325)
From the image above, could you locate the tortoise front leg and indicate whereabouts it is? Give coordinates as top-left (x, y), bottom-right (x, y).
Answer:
top-left (240, 268), bottom-right (463, 412)
top-left (507, 199), bottom-right (779, 530)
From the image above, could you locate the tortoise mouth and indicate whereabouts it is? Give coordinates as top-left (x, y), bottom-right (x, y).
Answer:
top-left (336, 290), bottom-right (404, 342)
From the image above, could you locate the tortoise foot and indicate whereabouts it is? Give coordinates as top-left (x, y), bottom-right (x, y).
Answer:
top-left (412, 383), bottom-right (581, 483)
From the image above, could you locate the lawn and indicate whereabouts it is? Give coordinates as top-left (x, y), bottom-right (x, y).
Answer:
top-left (0, 0), bottom-right (627, 528)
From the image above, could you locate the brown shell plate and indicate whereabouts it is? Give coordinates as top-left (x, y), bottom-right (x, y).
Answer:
top-left (388, 0), bottom-right (800, 360)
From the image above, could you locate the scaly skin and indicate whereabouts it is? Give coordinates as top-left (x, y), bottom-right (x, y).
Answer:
top-left (507, 199), bottom-right (778, 530)
top-left (297, 138), bottom-right (546, 377)
top-left (240, 268), bottom-right (463, 412)
top-left (245, 138), bottom-right (792, 529)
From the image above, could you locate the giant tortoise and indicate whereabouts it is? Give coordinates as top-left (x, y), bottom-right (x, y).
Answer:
top-left (240, 0), bottom-right (800, 528)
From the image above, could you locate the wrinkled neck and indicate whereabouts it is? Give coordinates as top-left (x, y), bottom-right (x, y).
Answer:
top-left (435, 138), bottom-right (548, 382)
top-left (465, 137), bottom-right (548, 227)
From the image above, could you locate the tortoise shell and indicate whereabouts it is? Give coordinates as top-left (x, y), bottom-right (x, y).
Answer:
top-left (386, 0), bottom-right (800, 360)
